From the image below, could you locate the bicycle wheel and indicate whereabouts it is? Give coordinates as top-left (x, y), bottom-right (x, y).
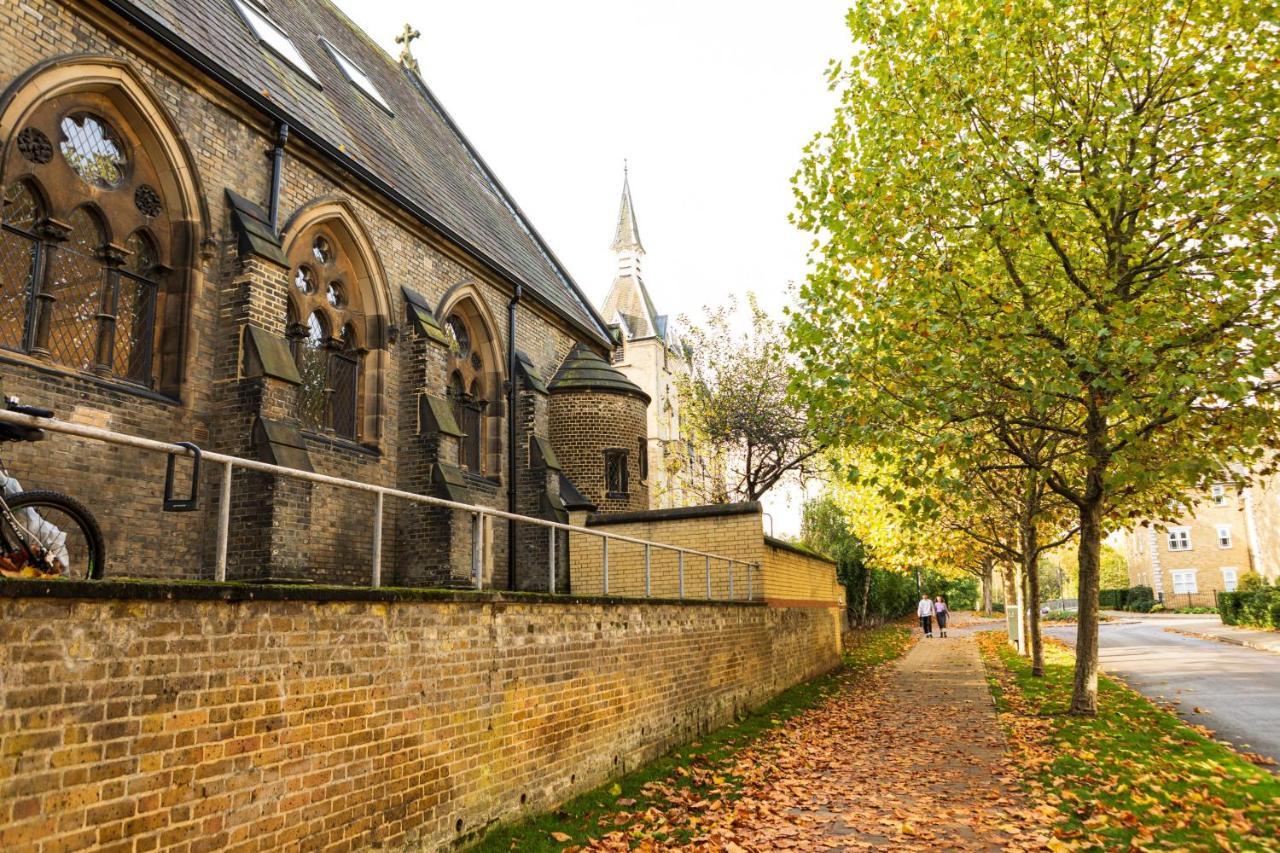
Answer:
top-left (0, 489), bottom-right (106, 580)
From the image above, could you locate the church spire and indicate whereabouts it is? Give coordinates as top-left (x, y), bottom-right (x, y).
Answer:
top-left (610, 163), bottom-right (645, 255)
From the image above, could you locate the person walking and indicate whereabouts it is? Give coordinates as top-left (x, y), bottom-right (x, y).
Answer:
top-left (935, 595), bottom-right (949, 638)
top-left (917, 593), bottom-right (934, 638)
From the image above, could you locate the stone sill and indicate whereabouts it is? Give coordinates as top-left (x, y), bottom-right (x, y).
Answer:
top-left (0, 577), bottom-right (766, 608)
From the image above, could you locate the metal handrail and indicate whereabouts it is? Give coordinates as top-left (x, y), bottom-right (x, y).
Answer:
top-left (0, 408), bottom-right (760, 599)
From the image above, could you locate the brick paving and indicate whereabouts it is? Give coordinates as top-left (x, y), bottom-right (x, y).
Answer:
top-left (720, 628), bottom-right (1047, 851)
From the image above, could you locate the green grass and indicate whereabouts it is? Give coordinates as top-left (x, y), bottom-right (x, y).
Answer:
top-left (469, 624), bottom-right (912, 851)
top-left (979, 632), bottom-right (1280, 850)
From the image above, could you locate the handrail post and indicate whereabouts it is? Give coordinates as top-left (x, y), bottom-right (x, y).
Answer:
top-left (215, 459), bottom-right (232, 583)
top-left (644, 544), bottom-right (651, 597)
top-left (705, 555), bottom-right (711, 599)
top-left (678, 551), bottom-right (685, 599)
top-left (472, 512), bottom-right (483, 590)
top-left (728, 560), bottom-right (734, 600)
top-left (603, 537), bottom-right (610, 595)
top-left (548, 527), bottom-right (556, 594)
top-left (371, 491), bottom-right (383, 588)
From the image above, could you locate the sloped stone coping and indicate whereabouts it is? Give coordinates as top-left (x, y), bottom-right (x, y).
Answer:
top-left (0, 577), bottom-right (764, 607)
top-left (588, 501), bottom-right (762, 526)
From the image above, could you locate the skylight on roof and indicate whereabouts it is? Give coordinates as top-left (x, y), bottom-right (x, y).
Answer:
top-left (321, 40), bottom-right (392, 113)
top-left (232, 0), bottom-right (318, 83)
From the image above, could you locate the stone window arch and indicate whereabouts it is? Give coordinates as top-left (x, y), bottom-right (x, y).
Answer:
top-left (0, 61), bottom-right (203, 395)
top-left (440, 294), bottom-right (502, 477)
top-left (284, 219), bottom-right (380, 443)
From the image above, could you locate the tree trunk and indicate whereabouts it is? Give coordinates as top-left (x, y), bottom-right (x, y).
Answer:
top-left (1024, 533), bottom-right (1044, 677)
top-left (860, 565), bottom-right (872, 627)
top-left (1018, 512), bottom-right (1049, 676)
top-left (1013, 560), bottom-right (1026, 655)
top-left (981, 558), bottom-right (994, 616)
top-left (1072, 494), bottom-right (1105, 715)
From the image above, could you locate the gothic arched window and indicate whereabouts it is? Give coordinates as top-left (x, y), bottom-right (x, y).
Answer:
top-left (1, 89), bottom-right (186, 390)
top-left (445, 309), bottom-right (488, 473)
top-left (286, 225), bottom-right (369, 441)
top-left (0, 182), bottom-right (42, 352)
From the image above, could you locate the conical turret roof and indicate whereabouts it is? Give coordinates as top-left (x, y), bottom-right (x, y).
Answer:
top-left (549, 344), bottom-right (650, 402)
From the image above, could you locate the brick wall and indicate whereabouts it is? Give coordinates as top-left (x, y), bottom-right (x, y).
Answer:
top-left (568, 504), bottom-right (843, 608)
top-left (0, 582), bottom-right (841, 851)
top-left (760, 539), bottom-right (846, 608)
top-left (549, 389), bottom-right (648, 515)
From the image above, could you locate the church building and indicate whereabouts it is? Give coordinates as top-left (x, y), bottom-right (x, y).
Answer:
top-left (0, 0), bottom-right (651, 588)
top-left (598, 171), bottom-right (724, 509)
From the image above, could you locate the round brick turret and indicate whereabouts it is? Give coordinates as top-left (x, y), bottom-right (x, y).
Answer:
top-left (550, 344), bottom-right (651, 513)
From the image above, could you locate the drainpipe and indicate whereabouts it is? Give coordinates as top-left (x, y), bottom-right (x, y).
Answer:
top-left (507, 284), bottom-right (523, 591)
top-left (267, 122), bottom-right (289, 232)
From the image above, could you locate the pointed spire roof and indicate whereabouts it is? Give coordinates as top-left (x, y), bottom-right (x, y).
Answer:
top-left (610, 165), bottom-right (645, 254)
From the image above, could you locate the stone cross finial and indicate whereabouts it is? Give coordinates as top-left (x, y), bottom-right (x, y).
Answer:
top-left (395, 24), bottom-right (421, 73)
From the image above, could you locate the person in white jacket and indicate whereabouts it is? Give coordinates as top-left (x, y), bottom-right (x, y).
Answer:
top-left (917, 593), bottom-right (934, 638)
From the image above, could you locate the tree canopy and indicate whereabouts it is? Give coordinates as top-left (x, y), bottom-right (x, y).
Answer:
top-left (791, 0), bottom-right (1280, 713)
top-left (678, 294), bottom-right (820, 502)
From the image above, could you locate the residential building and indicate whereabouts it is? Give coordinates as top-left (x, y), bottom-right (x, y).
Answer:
top-left (597, 170), bottom-right (724, 508)
top-left (1123, 481), bottom-right (1280, 606)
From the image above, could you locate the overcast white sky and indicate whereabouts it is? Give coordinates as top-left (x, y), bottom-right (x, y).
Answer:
top-left (331, 1), bottom-right (853, 533)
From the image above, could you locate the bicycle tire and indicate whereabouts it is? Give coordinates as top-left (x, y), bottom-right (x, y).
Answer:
top-left (1, 489), bottom-right (106, 580)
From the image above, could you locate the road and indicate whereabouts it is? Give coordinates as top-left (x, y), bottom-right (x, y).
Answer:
top-left (1045, 614), bottom-right (1280, 765)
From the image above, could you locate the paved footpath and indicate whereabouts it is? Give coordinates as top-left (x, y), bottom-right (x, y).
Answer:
top-left (705, 629), bottom-right (1050, 851)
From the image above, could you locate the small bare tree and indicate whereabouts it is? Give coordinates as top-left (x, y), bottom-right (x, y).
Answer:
top-left (678, 294), bottom-right (820, 503)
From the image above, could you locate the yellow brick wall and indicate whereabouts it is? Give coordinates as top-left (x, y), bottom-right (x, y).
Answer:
top-left (0, 586), bottom-right (842, 852)
top-left (760, 542), bottom-right (844, 607)
top-left (569, 512), bottom-right (763, 599)
top-left (568, 509), bottom-right (844, 609)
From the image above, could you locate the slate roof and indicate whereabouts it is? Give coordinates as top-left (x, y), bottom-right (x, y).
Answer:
top-left (549, 344), bottom-right (650, 402)
top-left (106, 0), bottom-right (611, 346)
top-left (610, 170), bottom-right (644, 253)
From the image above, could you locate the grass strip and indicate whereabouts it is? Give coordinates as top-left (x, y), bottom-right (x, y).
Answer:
top-left (978, 631), bottom-right (1280, 851)
top-left (471, 623), bottom-right (912, 851)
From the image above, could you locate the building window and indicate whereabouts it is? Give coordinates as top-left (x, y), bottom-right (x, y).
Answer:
top-left (1167, 527), bottom-right (1191, 551)
top-left (1211, 484), bottom-right (1227, 506)
top-left (320, 39), bottom-right (392, 113)
top-left (232, 0), bottom-right (318, 82)
top-left (605, 449), bottom-right (629, 496)
top-left (1, 101), bottom-right (181, 390)
top-left (1171, 570), bottom-right (1198, 595)
top-left (0, 183), bottom-right (40, 352)
top-left (638, 437), bottom-right (648, 481)
top-left (1222, 568), bottom-right (1238, 592)
top-left (1216, 524), bottom-right (1233, 549)
top-left (449, 371), bottom-right (485, 473)
top-left (286, 225), bottom-right (369, 441)
top-left (441, 301), bottom-right (496, 476)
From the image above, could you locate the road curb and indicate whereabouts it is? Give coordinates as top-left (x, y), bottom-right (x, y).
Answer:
top-left (1166, 627), bottom-right (1280, 656)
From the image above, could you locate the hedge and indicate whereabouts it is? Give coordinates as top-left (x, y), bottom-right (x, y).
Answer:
top-left (1218, 588), bottom-right (1280, 630)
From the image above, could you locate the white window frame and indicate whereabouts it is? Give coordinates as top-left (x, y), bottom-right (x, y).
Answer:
top-left (1171, 570), bottom-right (1198, 595)
top-left (1222, 567), bottom-right (1238, 592)
top-left (320, 39), bottom-right (393, 114)
top-left (1216, 524), bottom-right (1233, 549)
top-left (1167, 527), bottom-right (1191, 552)
top-left (232, 0), bottom-right (319, 83)
top-left (1211, 484), bottom-right (1227, 506)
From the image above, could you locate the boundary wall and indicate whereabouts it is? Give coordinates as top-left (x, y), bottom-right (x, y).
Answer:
top-left (0, 580), bottom-right (841, 851)
top-left (570, 503), bottom-right (845, 610)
